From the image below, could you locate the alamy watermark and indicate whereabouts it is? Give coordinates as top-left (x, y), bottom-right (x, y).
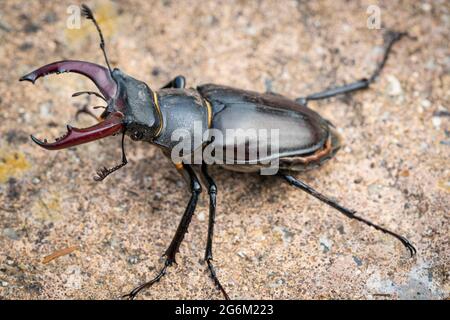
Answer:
top-left (366, 5), bottom-right (381, 29)
top-left (66, 5), bottom-right (81, 29)
top-left (170, 121), bottom-right (280, 175)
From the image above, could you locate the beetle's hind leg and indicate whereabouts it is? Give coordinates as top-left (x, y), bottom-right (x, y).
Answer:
top-left (123, 164), bottom-right (201, 300)
top-left (280, 173), bottom-right (416, 257)
top-left (200, 164), bottom-right (230, 300)
top-left (296, 31), bottom-right (407, 106)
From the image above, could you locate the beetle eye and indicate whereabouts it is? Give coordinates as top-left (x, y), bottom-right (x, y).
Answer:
top-left (131, 131), bottom-right (143, 141)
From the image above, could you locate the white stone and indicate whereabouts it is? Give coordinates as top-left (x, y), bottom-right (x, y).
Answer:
top-left (432, 117), bottom-right (441, 129)
top-left (421, 99), bottom-right (432, 109)
top-left (197, 211), bottom-right (206, 222)
top-left (386, 75), bottom-right (403, 96)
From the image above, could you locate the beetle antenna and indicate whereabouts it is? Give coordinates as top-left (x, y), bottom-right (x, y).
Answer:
top-left (73, 93), bottom-right (100, 121)
top-left (72, 91), bottom-right (107, 102)
top-left (81, 4), bottom-right (113, 74)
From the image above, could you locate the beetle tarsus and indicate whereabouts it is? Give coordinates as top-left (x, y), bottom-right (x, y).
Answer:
top-left (122, 260), bottom-right (170, 300)
top-left (281, 174), bottom-right (417, 257)
top-left (206, 259), bottom-right (230, 300)
top-left (369, 30), bottom-right (407, 83)
top-left (93, 131), bottom-right (128, 181)
top-left (296, 30), bottom-right (407, 106)
top-left (350, 213), bottom-right (417, 257)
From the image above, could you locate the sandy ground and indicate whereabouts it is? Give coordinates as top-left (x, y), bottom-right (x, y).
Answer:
top-left (0, 0), bottom-right (448, 300)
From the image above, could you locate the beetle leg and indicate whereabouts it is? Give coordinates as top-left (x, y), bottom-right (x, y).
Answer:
top-left (74, 105), bottom-right (99, 122)
top-left (93, 130), bottom-right (128, 181)
top-left (123, 164), bottom-right (201, 300)
top-left (280, 174), bottom-right (417, 257)
top-left (200, 163), bottom-right (230, 300)
top-left (71, 94), bottom-right (102, 122)
top-left (161, 75), bottom-right (186, 89)
top-left (296, 31), bottom-right (407, 106)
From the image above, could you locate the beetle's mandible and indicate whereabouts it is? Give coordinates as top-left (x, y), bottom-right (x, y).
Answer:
top-left (20, 5), bottom-right (416, 299)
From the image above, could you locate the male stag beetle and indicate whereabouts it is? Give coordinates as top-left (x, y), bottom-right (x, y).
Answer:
top-left (20, 5), bottom-right (416, 299)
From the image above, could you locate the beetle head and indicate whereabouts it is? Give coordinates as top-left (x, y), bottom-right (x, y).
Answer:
top-left (19, 5), bottom-right (161, 150)
top-left (109, 68), bottom-right (161, 142)
top-left (20, 62), bottom-right (160, 149)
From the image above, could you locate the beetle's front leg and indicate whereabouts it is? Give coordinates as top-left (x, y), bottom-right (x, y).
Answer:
top-left (200, 163), bottom-right (230, 300)
top-left (93, 131), bottom-right (128, 181)
top-left (123, 163), bottom-right (201, 300)
top-left (161, 75), bottom-right (186, 89)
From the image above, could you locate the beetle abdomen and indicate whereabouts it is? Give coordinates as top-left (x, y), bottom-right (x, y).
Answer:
top-left (197, 84), bottom-right (335, 169)
top-left (279, 126), bottom-right (341, 172)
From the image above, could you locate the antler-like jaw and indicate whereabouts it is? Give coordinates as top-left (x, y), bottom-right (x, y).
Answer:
top-left (20, 60), bottom-right (117, 99)
top-left (21, 60), bottom-right (124, 150)
top-left (30, 112), bottom-right (124, 150)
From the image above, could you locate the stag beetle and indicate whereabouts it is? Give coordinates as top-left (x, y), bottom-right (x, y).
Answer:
top-left (20, 5), bottom-right (416, 299)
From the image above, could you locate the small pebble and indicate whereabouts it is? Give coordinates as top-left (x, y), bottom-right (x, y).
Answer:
top-left (425, 59), bottom-right (436, 70)
top-left (3, 228), bottom-right (19, 240)
top-left (368, 183), bottom-right (383, 196)
top-left (421, 3), bottom-right (432, 12)
top-left (353, 256), bottom-right (363, 267)
top-left (237, 251), bottom-right (247, 258)
top-left (279, 227), bottom-right (293, 244)
top-left (381, 111), bottom-right (391, 121)
top-left (269, 278), bottom-right (285, 288)
top-left (128, 255), bottom-right (139, 265)
top-left (319, 236), bottom-right (332, 253)
top-left (153, 192), bottom-right (162, 200)
top-left (32, 177), bottom-right (41, 185)
top-left (421, 99), bottom-right (432, 109)
top-left (420, 142), bottom-right (429, 151)
top-left (245, 26), bottom-right (256, 36)
top-left (176, 181), bottom-right (184, 188)
top-left (39, 101), bottom-right (53, 118)
top-left (197, 211), bottom-right (206, 222)
top-left (432, 117), bottom-right (441, 129)
top-left (109, 236), bottom-right (120, 249)
top-left (386, 75), bottom-right (403, 96)
top-left (151, 67), bottom-right (160, 77)
top-left (1, 281), bottom-right (8, 287)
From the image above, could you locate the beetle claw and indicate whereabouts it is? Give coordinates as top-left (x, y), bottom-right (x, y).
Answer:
top-left (30, 135), bottom-right (47, 147)
top-left (30, 112), bottom-right (124, 150)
